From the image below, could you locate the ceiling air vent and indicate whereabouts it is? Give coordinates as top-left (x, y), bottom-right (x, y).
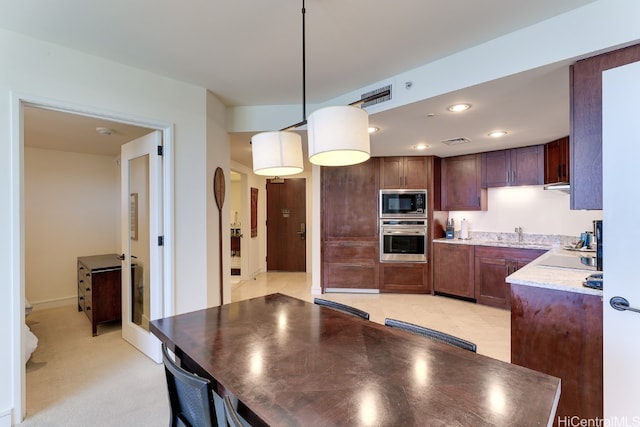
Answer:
top-left (361, 85), bottom-right (392, 108)
top-left (440, 137), bottom-right (472, 146)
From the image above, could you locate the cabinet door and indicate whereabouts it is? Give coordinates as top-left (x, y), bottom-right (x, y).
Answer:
top-left (380, 262), bottom-right (429, 293)
top-left (475, 255), bottom-right (511, 308)
top-left (403, 156), bottom-right (429, 189)
top-left (545, 136), bottom-right (570, 184)
top-left (379, 157), bottom-right (404, 189)
top-left (483, 146), bottom-right (543, 188)
top-left (441, 154), bottom-right (486, 211)
top-left (380, 156), bottom-right (428, 189)
top-left (475, 247), bottom-right (546, 309)
top-left (433, 243), bottom-right (475, 299)
top-left (511, 145), bottom-right (543, 186)
top-left (570, 43), bottom-right (640, 210)
top-left (322, 158), bottom-right (379, 239)
top-left (482, 150), bottom-right (509, 187)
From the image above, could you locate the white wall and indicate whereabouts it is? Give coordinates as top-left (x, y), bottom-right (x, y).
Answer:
top-left (24, 147), bottom-right (120, 305)
top-left (448, 185), bottom-right (602, 237)
top-left (1, 29), bottom-right (227, 424)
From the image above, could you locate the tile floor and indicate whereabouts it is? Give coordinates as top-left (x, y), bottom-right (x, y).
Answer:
top-left (232, 272), bottom-right (511, 362)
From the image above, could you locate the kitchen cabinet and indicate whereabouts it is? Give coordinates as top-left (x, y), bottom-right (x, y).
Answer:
top-left (77, 254), bottom-right (123, 336)
top-left (544, 136), bottom-right (570, 184)
top-left (321, 158), bottom-right (380, 291)
top-left (474, 246), bottom-right (545, 309)
top-left (511, 284), bottom-right (602, 422)
top-left (433, 243), bottom-right (475, 299)
top-left (380, 263), bottom-right (429, 293)
top-left (570, 43), bottom-right (640, 210)
top-left (482, 145), bottom-right (543, 188)
top-left (379, 156), bottom-right (428, 189)
top-left (441, 154), bottom-right (487, 211)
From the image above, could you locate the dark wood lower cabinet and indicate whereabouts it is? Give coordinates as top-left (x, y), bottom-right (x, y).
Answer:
top-left (511, 284), bottom-right (603, 425)
top-left (322, 241), bottom-right (379, 291)
top-left (379, 262), bottom-right (429, 293)
top-left (433, 243), bottom-right (475, 299)
top-left (475, 246), bottom-right (545, 309)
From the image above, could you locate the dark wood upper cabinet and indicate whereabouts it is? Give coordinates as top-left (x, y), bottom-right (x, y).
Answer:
top-left (441, 154), bottom-right (487, 211)
top-left (380, 156), bottom-right (429, 189)
top-left (482, 145), bottom-right (543, 188)
top-left (544, 136), bottom-right (570, 184)
top-left (570, 43), bottom-right (640, 210)
top-left (322, 158), bottom-right (379, 239)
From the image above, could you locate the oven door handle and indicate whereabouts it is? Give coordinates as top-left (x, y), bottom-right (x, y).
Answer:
top-left (383, 229), bottom-right (426, 235)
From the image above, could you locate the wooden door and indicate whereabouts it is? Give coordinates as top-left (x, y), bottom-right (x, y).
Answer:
top-left (266, 178), bottom-right (306, 272)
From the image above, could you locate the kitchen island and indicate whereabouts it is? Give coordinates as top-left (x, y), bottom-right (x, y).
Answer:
top-left (507, 249), bottom-right (603, 426)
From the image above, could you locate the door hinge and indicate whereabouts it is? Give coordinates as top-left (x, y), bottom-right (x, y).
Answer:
top-left (157, 145), bottom-right (163, 156)
top-left (158, 236), bottom-right (164, 246)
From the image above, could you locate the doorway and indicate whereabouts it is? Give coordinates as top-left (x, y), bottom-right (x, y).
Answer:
top-left (266, 178), bottom-right (306, 271)
top-left (18, 100), bottom-right (173, 420)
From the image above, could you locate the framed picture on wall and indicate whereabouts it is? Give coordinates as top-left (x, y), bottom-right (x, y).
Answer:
top-left (251, 187), bottom-right (258, 238)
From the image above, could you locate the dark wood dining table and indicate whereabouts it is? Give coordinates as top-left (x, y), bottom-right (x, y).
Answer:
top-left (150, 293), bottom-right (560, 426)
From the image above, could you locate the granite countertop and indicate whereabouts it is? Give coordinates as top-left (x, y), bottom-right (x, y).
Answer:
top-left (433, 232), bottom-right (601, 295)
top-left (506, 249), bottom-right (602, 296)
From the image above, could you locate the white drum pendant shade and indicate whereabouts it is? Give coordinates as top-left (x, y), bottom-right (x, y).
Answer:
top-left (307, 106), bottom-right (371, 166)
top-left (251, 131), bottom-right (304, 176)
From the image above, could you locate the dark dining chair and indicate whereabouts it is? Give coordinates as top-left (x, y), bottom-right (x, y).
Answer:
top-left (384, 318), bottom-right (477, 353)
top-left (223, 395), bottom-right (244, 427)
top-left (162, 343), bottom-right (218, 427)
top-left (314, 298), bottom-right (370, 320)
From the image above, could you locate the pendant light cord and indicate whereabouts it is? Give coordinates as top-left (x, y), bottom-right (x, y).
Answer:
top-left (302, 0), bottom-right (306, 122)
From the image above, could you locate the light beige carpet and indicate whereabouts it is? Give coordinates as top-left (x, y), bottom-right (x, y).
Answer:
top-left (20, 305), bottom-right (168, 427)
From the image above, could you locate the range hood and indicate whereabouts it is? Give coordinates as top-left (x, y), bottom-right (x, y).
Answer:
top-left (544, 182), bottom-right (570, 192)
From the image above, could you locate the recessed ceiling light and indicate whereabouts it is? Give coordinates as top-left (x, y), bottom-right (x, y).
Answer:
top-left (488, 130), bottom-right (508, 138)
top-left (96, 127), bottom-right (113, 136)
top-left (368, 127), bottom-right (379, 133)
top-left (413, 143), bottom-right (430, 151)
top-left (446, 104), bottom-right (471, 113)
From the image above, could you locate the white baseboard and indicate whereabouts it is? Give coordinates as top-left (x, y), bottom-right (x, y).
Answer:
top-left (0, 408), bottom-right (12, 427)
top-left (30, 295), bottom-right (76, 311)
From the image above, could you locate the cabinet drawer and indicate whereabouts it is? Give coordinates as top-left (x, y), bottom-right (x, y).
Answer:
top-left (323, 242), bottom-right (377, 263)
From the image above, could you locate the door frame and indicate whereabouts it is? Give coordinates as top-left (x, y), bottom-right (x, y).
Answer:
top-left (9, 93), bottom-right (175, 422)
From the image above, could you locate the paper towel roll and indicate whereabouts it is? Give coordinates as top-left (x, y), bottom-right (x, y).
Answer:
top-left (460, 219), bottom-right (469, 239)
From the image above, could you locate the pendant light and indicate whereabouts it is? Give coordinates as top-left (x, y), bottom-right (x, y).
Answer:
top-left (251, 0), bottom-right (375, 174)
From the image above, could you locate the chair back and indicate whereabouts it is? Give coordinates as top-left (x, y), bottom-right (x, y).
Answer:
top-left (162, 343), bottom-right (218, 427)
top-left (223, 395), bottom-right (244, 427)
top-left (314, 298), bottom-right (370, 320)
top-left (384, 318), bottom-right (477, 352)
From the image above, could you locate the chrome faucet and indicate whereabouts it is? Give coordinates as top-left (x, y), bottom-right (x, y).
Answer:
top-left (515, 226), bottom-right (523, 242)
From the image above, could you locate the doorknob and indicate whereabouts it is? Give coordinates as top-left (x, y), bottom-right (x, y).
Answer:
top-left (297, 223), bottom-right (306, 240)
top-left (610, 296), bottom-right (640, 314)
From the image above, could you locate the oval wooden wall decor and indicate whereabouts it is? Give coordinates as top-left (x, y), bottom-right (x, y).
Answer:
top-left (214, 167), bottom-right (225, 210)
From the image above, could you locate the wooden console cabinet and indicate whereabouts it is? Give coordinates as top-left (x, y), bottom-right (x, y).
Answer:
top-left (77, 254), bottom-right (123, 336)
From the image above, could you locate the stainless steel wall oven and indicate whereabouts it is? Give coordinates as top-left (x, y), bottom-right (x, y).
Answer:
top-left (380, 219), bottom-right (427, 262)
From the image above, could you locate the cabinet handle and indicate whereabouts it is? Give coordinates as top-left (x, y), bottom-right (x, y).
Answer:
top-left (512, 171), bottom-right (516, 184)
top-left (506, 171), bottom-right (510, 184)
top-left (86, 287), bottom-right (90, 292)
top-left (79, 296), bottom-right (83, 301)
top-left (86, 306), bottom-right (91, 311)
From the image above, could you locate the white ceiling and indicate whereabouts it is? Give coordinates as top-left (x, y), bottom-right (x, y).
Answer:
top-left (2, 0), bottom-right (600, 167)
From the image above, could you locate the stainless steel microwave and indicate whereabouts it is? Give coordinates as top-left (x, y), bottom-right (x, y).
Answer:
top-left (380, 189), bottom-right (428, 218)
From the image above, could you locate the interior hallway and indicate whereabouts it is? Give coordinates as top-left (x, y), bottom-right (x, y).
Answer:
top-left (20, 272), bottom-right (509, 426)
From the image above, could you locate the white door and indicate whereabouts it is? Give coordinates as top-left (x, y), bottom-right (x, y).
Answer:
top-left (121, 130), bottom-right (163, 363)
top-left (602, 61), bottom-right (640, 419)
